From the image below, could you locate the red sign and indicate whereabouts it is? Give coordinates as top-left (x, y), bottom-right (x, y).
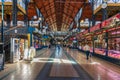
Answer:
top-left (79, 32), bottom-right (83, 36)
top-left (90, 23), bottom-right (101, 32)
top-left (101, 13), bottom-right (120, 28)
top-left (83, 30), bottom-right (88, 34)
top-left (101, 18), bottom-right (113, 28)
top-left (115, 13), bottom-right (120, 18)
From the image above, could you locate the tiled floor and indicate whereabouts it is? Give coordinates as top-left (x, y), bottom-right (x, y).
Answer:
top-left (65, 48), bottom-right (120, 80)
top-left (0, 47), bottom-right (120, 80)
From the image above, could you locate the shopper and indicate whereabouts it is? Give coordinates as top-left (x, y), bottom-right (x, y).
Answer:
top-left (84, 43), bottom-right (90, 60)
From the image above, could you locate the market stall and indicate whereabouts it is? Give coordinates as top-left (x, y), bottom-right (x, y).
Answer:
top-left (76, 13), bottom-right (120, 61)
top-left (107, 27), bottom-right (120, 59)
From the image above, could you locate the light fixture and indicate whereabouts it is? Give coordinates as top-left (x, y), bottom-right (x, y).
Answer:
top-left (80, 20), bottom-right (84, 23)
top-left (39, 17), bottom-right (42, 21)
top-left (15, 29), bottom-right (17, 33)
top-left (33, 15), bottom-right (37, 19)
top-left (102, 3), bottom-right (107, 9)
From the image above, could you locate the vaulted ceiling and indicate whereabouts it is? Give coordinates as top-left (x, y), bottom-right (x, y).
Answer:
top-left (28, 0), bottom-right (93, 31)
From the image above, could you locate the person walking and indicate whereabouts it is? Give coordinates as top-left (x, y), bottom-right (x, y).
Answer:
top-left (84, 43), bottom-right (90, 60)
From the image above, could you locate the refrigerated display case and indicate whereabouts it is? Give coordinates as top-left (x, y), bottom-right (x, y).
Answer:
top-left (24, 40), bottom-right (29, 60)
top-left (20, 39), bottom-right (25, 59)
top-left (108, 29), bottom-right (120, 59)
top-left (10, 38), bottom-right (20, 62)
top-left (76, 13), bottom-right (120, 66)
top-left (94, 32), bottom-right (106, 55)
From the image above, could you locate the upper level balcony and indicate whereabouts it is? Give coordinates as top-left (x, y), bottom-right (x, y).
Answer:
top-left (90, 0), bottom-right (120, 20)
top-left (0, 0), bottom-right (26, 14)
top-left (93, 0), bottom-right (120, 14)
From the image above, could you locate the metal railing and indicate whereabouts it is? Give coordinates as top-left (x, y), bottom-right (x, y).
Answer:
top-left (93, 0), bottom-right (120, 11)
top-left (0, 26), bottom-right (28, 46)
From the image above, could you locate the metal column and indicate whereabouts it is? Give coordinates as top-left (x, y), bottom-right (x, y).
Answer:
top-left (78, 19), bottom-right (81, 32)
top-left (105, 32), bottom-right (108, 56)
top-left (88, 19), bottom-right (91, 32)
top-left (91, 0), bottom-right (95, 26)
top-left (24, 0), bottom-right (28, 28)
top-left (6, 14), bottom-right (10, 28)
top-left (0, 0), bottom-right (4, 70)
top-left (102, 2), bottom-right (108, 21)
top-left (91, 0), bottom-right (95, 53)
top-left (102, 1), bottom-right (108, 56)
top-left (1, 0), bottom-right (4, 42)
top-left (102, 8), bottom-right (108, 21)
top-left (12, 0), bottom-right (17, 27)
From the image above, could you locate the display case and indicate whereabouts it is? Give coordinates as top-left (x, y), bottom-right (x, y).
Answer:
top-left (108, 28), bottom-right (120, 59)
top-left (94, 32), bottom-right (106, 55)
top-left (10, 38), bottom-right (20, 63)
top-left (24, 40), bottom-right (29, 60)
top-left (76, 13), bottom-right (120, 61)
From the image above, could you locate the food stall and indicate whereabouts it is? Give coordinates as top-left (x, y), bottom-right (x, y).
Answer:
top-left (93, 31), bottom-right (106, 55)
top-left (77, 13), bottom-right (120, 63)
top-left (10, 38), bottom-right (20, 62)
top-left (107, 27), bottom-right (120, 59)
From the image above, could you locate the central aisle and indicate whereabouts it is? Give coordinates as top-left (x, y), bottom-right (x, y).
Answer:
top-left (36, 47), bottom-right (92, 80)
top-left (50, 47), bottom-right (79, 77)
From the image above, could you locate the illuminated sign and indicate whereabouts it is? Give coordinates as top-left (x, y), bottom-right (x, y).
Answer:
top-left (111, 31), bottom-right (120, 34)
top-left (83, 30), bottom-right (88, 35)
top-left (102, 13), bottom-right (120, 28)
top-left (90, 23), bottom-right (101, 32)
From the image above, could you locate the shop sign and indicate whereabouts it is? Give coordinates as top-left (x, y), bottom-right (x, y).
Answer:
top-left (115, 13), bottom-right (120, 18)
top-left (101, 18), bottom-right (113, 28)
top-left (111, 31), bottom-right (120, 35)
top-left (29, 21), bottom-right (39, 27)
top-left (17, 21), bottom-right (24, 26)
top-left (90, 23), bottom-right (101, 32)
top-left (101, 13), bottom-right (120, 28)
top-left (83, 30), bottom-right (88, 35)
top-left (79, 32), bottom-right (83, 36)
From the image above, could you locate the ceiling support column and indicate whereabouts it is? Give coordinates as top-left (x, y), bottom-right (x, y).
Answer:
top-left (88, 19), bottom-right (91, 32)
top-left (12, 0), bottom-right (17, 27)
top-left (6, 14), bottom-right (10, 28)
top-left (78, 20), bottom-right (81, 32)
top-left (102, 2), bottom-right (108, 21)
top-left (24, 0), bottom-right (28, 28)
top-left (102, 1), bottom-right (108, 56)
top-left (91, 0), bottom-right (95, 26)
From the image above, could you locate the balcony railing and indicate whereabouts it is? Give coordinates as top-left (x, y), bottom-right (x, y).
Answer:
top-left (93, 0), bottom-right (120, 11)
top-left (0, 0), bottom-right (12, 2)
